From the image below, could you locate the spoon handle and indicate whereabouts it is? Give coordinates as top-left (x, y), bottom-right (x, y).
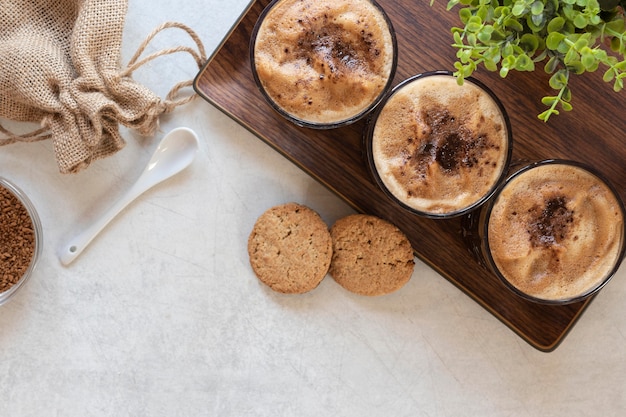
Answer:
top-left (59, 182), bottom-right (147, 266)
top-left (58, 127), bottom-right (198, 266)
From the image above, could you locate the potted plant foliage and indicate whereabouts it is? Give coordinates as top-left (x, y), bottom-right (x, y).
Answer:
top-left (442, 0), bottom-right (626, 120)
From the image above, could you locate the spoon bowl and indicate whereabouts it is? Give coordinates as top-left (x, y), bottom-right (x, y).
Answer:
top-left (59, 127), bottom-right (199, 266)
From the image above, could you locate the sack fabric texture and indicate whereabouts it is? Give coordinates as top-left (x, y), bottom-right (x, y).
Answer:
top-left (0, 0), bottom-right (206, 173)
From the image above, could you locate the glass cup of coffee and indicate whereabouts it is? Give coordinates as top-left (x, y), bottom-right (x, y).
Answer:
top-left (365, 71), bottom-right (513, 218)
top-left (250, 0), bottom-right (397, 129)
top-left (466, 159), bottom-right (626, 305)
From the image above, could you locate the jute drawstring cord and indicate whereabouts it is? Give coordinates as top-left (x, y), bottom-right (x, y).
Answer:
top-left (0, 125), bottom-right (51, 145)
top-left (121, 21), bottom-right (208, 114)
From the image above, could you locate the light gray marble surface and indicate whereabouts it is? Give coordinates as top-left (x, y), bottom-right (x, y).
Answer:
top-left (1, 1), bottom-right (625, 416)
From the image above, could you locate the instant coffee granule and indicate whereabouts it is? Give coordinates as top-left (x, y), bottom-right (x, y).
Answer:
top-left (0, 184), bottom-right (35, 293)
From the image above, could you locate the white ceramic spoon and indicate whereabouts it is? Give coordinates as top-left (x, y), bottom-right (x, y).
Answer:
top-left (59, 127), bottom-right (200, 266)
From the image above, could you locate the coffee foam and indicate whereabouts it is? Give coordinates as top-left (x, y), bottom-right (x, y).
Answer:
top-left (371, 75), bottom-right (509, 215)
top-left (487, 163), bottom-right (624, 301)
top-left (253, 0), bottom-right (394, 124)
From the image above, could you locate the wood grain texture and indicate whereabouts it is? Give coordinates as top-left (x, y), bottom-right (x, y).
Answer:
top-left (193, 0), bottom-right (626, 351)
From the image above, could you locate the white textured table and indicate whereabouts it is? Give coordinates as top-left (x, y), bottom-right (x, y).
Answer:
top-left (1, 1), bottom-right (625, 416)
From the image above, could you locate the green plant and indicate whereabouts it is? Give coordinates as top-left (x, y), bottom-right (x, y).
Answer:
top-left (439, 0), bottom-right (626, 121)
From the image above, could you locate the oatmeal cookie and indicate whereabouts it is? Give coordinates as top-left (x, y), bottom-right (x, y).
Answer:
top-left (248, 203), bottom-right (332, 294)
top-left (329, 214), bottom-right (414, 296)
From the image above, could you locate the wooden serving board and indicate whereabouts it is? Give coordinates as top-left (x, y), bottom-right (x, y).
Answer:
top-left (194, 0), bottom-right (626, 351)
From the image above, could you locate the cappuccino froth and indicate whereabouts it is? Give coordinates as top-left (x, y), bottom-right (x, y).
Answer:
top-left (486, 162), bottom-right (625, 302)
top-left (252, 0), bottom-right (395, 126)
top-left (371, 74), bottom-right (510, 216)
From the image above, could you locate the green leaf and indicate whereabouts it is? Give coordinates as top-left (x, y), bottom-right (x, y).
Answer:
top-left (607, 56), bottom-right (619, 66)
top-left (547, 17), bottom-right (565, 33)
top-left (560, 101), bottom-right (573, 111)
top-left (549, 70), bottom-right (569, 89)
top-left (483, 47), bottom-right (502, 65)
top-left (562, 87), bottom-right (572, 102)
top-left (573, 14), bottom-right (587, 29)
top-left (574, 37), bottom-right (589, 50)
top-left (447, 0), bottom-right (462, 10)
top-left (454, 60), bottom-right (476, 78)
top-left (516, 54), bottom-right (535, 71)
top-left (466, 17), bottom-right (483, 32)
top-left (493, 6), bottom-right (510, 19)
top-left (605, 19), bottom-right (625, 33)
top-left (504, 18), bottom-right (524, 32)
top-left (581, 52), bottom-right (597, 71)
top-left (453, 31), bottom-right (463, 45)
top-left (528, 13), bottom-right (546, 31)
top-left (534, 48), bottom-right (548, 62)
top-left (568, 61), bottom-right (585, 74)
top-left (546, 32), bottom-right (566, 50)
top-left (603, 68), bottom-right (615, 82)
top-left (453, 63), bottom-right (469, 82)
top-left (476, 5), bottom-right (489, 21)
top-left (477, 29), bottom-right (492, 43)
top-left (610, 37), bottom-right (623, 53)
top-left (459, 8), bottom-right (472, 23)
top-left (458, 49), bottom-right (473, 63)
top-left (590, 15), bottom-right (601, 25)
top-left (544, 56), bottom-right (559, 73)
top-left (484, 59), bottom-right (498, 71)
top-left (512, 3), bottom-right (527, 16)
top-left (564, 48), bottom-right (579, 65)
top-left (520, 33), bottom-right (539, 53)
top-left (538, 109), bottom-right (559, 122)
top-left (531, 1), bottom-right (544, 14)
top-left (574, 32), bottom-right (593, 50)
top-left (557, 40), bottom-right (571, 54)
top-left (541, 96), bottom-right (558, 106)
top-left (503, 42), bottom-right (515, 57)
top-left (593, 49), bottom-right (607, 62)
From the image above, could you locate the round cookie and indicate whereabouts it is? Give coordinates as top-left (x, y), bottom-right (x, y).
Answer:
top-left (248, 203), bottom-right (332, 294)
top-left (329, 214), bottom-right (414, 296)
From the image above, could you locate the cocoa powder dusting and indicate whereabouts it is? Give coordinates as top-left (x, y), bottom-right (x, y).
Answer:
top-left (528, 196), bottom-right (574, 247)
top-left (409, 107), bottom-right (490, 175)
top-left (294, 18), bottom-right (379, 81)
top-left (0, 185), bottom-right (35, 293)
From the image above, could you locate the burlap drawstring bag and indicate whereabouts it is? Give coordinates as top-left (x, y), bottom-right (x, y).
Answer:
top-left (0, 0), bottom-right (206, 174)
